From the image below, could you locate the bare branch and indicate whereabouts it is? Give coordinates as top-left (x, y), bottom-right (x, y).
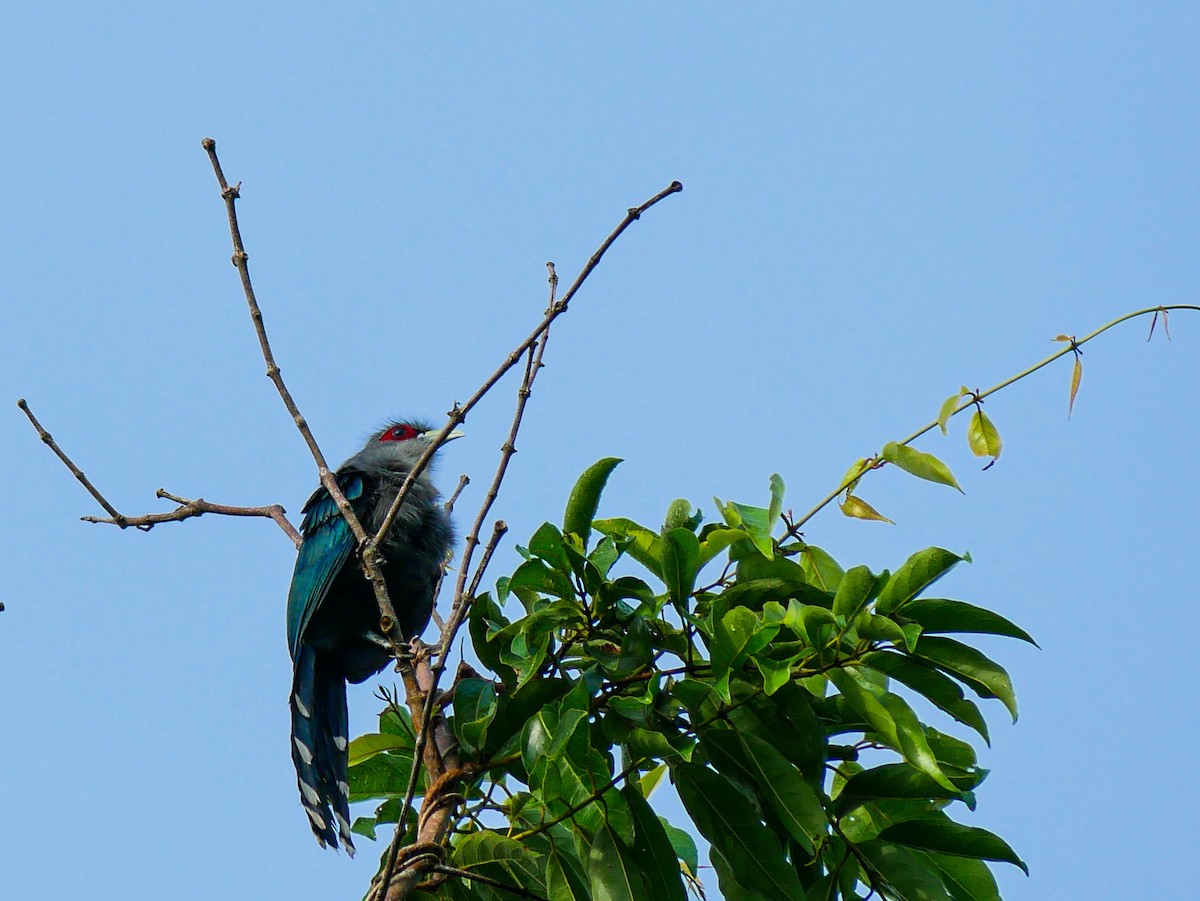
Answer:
top-left (443, 474), bottom-right (470, 514)
top-left (200, 137), bottom-right (410, 654)
top-left (91, 491), bottom-right (301, 546)
top-left (19, 399), bottom-right (301, 545)
top-left (18, 398), bottom-right (131, 528)
top-left (466, 520), bottom-right (509, 602)
top-left (370, 182), bottom-right (683, 560)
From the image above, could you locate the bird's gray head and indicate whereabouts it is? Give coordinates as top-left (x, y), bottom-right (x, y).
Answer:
top-left (343, 420), bottom-right (464, 477)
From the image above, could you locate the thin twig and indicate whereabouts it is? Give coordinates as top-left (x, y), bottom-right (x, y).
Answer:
top-left (443, 475), bottom-right (470, 514)
top-left (18, 399), bottom-right (131, 528)
top-left (18, 399), bottom-right (302, 545)
top-left (89, 492), bottom-right (301, 547)
top-left (466, 521), bottom-right (509, 602)
top-left (369, 183), bottom-right (682, 560)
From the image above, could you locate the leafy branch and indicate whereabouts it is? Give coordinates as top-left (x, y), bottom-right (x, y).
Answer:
top-left (790, 304), bottom-right (1200, 535)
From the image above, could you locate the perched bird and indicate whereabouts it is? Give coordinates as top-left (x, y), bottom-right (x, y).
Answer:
top-left (286, 421), bottom-right (461, 855)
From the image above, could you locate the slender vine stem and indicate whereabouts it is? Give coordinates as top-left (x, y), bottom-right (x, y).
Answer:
top-left (788, 305), bottom-right (1200, 534)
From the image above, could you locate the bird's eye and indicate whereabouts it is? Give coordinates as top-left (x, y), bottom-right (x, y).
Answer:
top-left (380, 425), bottom-right (419, 442)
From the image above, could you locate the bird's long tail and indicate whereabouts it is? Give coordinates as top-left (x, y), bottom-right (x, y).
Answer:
top-left (291, 644), bottom-right (356, 855)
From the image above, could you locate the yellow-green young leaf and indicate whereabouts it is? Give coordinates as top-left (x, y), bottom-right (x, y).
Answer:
top-left (767, 473), bottom-right (785, 530)
top-left (937, 389), bottom-right (967, 435)
top-left (837, 458), bottom-right (870, 494)
top-left (839, 494), bottom-right (895, 524)
top-left (881, 442), bottom-right (963, 493)
top-left (967, 411), bottom-right (1002, 459)
top-left (640, 763), bottom-right (668, 797)
top-left (1053, 334), bottom-right (1072, 342)
top-left (1068, 355), bottom-right (1083, 418)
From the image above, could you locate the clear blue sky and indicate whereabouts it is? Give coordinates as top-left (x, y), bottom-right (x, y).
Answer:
top-left (2, 4), bottom-right (1197, 899)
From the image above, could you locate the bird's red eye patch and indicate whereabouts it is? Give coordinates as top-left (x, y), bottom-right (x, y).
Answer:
top-left (380, 425), bottom-right (421, 442)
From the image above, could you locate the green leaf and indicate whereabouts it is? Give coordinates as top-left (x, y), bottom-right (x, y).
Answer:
top-left (767, 473), bottom-right (785, 532)
top-left (350, 816), bottom-right (377, 841)
top-left (858, 840), bottom-right (955, 901)
top-left (509, 556), bottom-right (576, 604)
top-left (563, 457), bottom-right (623, 548)
top-left (482, 677), bottom-right (570, 760)
top-left (347, 732), bottom-right (414, 768)
top-left (903, 599), bottom-right (1037, 646)
top-left (623, 786), bottom-right (688, 901)
top-left (716, 489), bottom-right (777, 559)
top-left (663, 498), bottom-right (696, 531)
top-left (529, 521), bottom-right (571, 569)
top-left (712, 607), bottom-right (759, 700)
top-left (661, 528), bottom-right (701, 607)
top-left (788, 601), bottom-right (838, 652)
top-left (833, 565), bottom-right (878, 619)
top-left (967, 410), bottom-right (1002, 459)
top-left (827, 669), bottom-right (956, 792)
top-left (800, 545), bottom-right (845, 592)
top-left (640, 763), bottom-right (667, 797)
top-left (879, 691), bottom-right (959, 793)
top-left (864, 651), bottom-right (990, 742)
top-left (697, 526), bottom-right (751, 567)
top-left (659, 817), bottom-right (699, 877)
top-left (710, 847), bottom-right (767, 901)
top-left (923, 851), bottom-right (1002, 901)
top-left (837, 457), bottom-right (871, 493)
top-left (856, 612), bottom-right (908, 645)
top-left (673, 762), bottom-right (806, 901)
top-left (916, 636), bottom-right (1019, 722)
top-left (547, 848), bottom-right (592, 901)
top-left (835, 763), bottom-right (972, 814)
top-left (453, 831), bottom-right (544, 893)
top-left (593, 517), bottom-right (663, 578)
top-left (924, 727), bottom-right (980, 770)
top-left (521, 702), bottom-right (589, 774)
top-left (452, 678), bottom-right (497, 755)
top-left (876, 548), bottom-right (966, 615)
top-left (882, 441), bottom-right (963, 492)
top-left (590, 823), bottom-right (645, 901)
top-left (469, 592), bottom-right (517, 686)
top-left (753, 654), bottom-right (795, 695)
top-left (612, 615), bottom-right (653, 676)
top-left (348, 750), bottom-right (419, 801)
top-left (738, 731), bottom-right (828, 853)
top-left (938, 389), bottom-right (968, 435)
top-left (879, 818), bottom-right (1028, 875)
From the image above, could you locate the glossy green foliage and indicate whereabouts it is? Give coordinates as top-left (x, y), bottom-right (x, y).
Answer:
top-left (350, 461), bottom-right (1030, 900)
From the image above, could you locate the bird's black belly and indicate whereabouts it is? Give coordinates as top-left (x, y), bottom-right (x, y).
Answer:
top-left (304, 547), bottom-right (436, 684)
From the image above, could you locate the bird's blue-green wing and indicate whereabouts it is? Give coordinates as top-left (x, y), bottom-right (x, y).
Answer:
top-left (286, 473), bottom-right (366, 660)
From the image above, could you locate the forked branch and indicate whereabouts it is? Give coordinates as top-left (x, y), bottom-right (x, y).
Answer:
top-left (17, 398), bottom-right (301, 545)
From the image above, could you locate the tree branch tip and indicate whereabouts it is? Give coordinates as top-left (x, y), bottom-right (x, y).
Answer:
top-left (669, 180), bottom-right (683, 192)
top-left (201, 137), bottom-right (216, 150)
top-left (16, 397), bottom-right (27, 409)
